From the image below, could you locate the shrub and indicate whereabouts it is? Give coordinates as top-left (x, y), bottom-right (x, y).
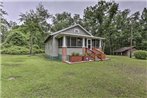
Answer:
top-left (71, 52), bottom-right (76, 56)
top-left (1, 46), bottom-right (29, 55)
top-left (1, 45), bottom-right (44, 55)
top-left (33, 44), bottom-right (40, 49)
top-left (4, 31), bottom-right (27, 46)
top-left (75, 53), bottom-right (80, 56)
top-left (32, 44), bottom-right (44, 54)
top-left (33, 48), bottom-right (44, 54)
top-left (134, 50), bottom-right (147, 60)
top-left (71, 52), bottom-right (80, 56)
top-left (1, 43), bottom-right (12, 48)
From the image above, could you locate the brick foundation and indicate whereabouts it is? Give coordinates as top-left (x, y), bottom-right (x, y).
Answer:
top-left (62, 47), bottom-right (67, 62)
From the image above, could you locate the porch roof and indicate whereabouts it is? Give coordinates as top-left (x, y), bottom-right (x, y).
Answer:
top-left (55, 33), bottom-right (105, 40)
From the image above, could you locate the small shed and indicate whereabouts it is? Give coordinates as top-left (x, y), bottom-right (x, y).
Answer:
top-left (114, 46), bottom-right (136, 56)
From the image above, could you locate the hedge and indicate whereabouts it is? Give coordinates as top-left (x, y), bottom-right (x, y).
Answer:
top-left (1, 46), bottom-right (44, 55)
top-left (134, 50), bottom-right (147, 60)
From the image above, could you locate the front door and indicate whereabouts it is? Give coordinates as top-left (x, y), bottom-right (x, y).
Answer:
top-left (87, 39), bottom-right (92, 49)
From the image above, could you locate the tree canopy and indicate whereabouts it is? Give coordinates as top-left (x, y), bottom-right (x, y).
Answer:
top-left (1, 1), bottom-right (147, 55)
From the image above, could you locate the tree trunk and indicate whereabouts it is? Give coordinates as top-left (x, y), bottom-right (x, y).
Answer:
top-left (29, 33), bottom-right (33, 55)
top-left (109, 36), bottom-right (112, 55)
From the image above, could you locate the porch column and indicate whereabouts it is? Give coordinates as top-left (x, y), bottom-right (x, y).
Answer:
top-left (82, 38), bottom-right (85, 54)
top-left (63, 35), bottom-right (66, 47)
top-left (62, 36), bottom-right (67, 62)
top-left (99, 39), bottom-right (102, 49)
top-left (90, 39), bottom-right (92, 50)
top-left (86, 39), bottom-right (88, 48)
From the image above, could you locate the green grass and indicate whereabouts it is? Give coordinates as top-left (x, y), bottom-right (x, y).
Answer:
top-left (1, 54), bottom-right (147, 98)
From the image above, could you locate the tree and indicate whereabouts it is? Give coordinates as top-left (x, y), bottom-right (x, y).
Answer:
top-left (0, 2), bottom-right (9, 42)
top-left (140, 8), bottom-right (147, 50)
top-left (83, 0), bottom-right (118, 54)
top-left (19, 4), bottom-right (51, 55)
top-left (4, 30), bottom-right (27, 46)
top-left (83, 0), bottom-right (110, 36)
top-left (8, 21), bottom-right (17, 29)
top-left (36, 3), bottom-right (51, 33)
top-left (73, 14), bottom-right (83, 25)
top-left (51, 12), bottom-right (74, 32)
top-left (20, 10), bottom-right (40, 55)
top-left (105, 1), bottom-right (118, 54)
top-left (83, 0), bottom-right (146, 54)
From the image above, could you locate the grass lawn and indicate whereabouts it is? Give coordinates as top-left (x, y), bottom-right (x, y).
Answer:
top-left (1, 54), bottom-right (147, 98)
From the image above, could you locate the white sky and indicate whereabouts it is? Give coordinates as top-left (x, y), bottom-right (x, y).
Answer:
top-left (2, 0), bottom-right (147, 24)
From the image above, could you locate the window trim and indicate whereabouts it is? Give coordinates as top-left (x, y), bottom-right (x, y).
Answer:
top-left (74, 29), bottom-right (80, 33)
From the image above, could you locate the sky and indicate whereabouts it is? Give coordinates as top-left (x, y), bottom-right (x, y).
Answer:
top-left (2, 0), bottom-right (147, 24)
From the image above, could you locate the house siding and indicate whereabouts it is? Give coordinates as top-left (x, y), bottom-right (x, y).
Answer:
top-left (58, 48), bottom-right (83, 55)
top-left (62, 26), bottom-right (90, 36)
top-left (45, 36), bottom-right (58, 57)
top-left (45, 38), bottom-right (53, 56)
top-left (59, 48), bottom-right (62, 55)
top-left (52, 36), bottom-right (58, 57)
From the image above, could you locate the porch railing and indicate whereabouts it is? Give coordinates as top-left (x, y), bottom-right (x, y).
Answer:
top-left (85, 48), bottom-right (106, 61)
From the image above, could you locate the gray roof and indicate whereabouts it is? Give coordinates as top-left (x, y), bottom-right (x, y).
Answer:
top-left (114, 46), bottom-right (135, 52)
top-left (50, 24), bottom-right (92, 36)
top-left (44, 24), bottom-right (105, 43)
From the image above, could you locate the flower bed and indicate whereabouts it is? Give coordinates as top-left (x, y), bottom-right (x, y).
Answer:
top-left (83, 56), bottom-right (91, 61)
top-left (70, 52), bottom-right (83, 62)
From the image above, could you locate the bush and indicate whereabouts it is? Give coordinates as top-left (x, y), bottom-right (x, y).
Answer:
top-left (134, 50), bottom-right (147, 60)
top-left (1, 43), bottom-right (12, 48)
top-left (71, 52), bottom-right (76, 56)
top-left (33, 48), bottom-right (44, 54)
top-left (1, 45), bottom-right (44, 55)
top-left (1, 46), bottom-right (29, 55)
top-left (75, 53), bottom-right (80, 56)
top-left (71, 52), bottom-right (80, 56)
top-left (4, 31), bottom-right (27, 46)
top-left (32, 44), bottom-right (44, 54)
top-left (33, 44), bottom-right (40, 49)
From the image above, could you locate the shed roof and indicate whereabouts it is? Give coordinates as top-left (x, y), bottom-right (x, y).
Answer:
top-left (114, 46), bottom-right (135, 53)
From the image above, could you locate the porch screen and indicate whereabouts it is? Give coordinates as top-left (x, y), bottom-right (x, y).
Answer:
top-left (67, 37), bottom-right (70, 46)
top-left (58, 37), bottom-right (62, 47)
top-left (71, 37), bottom-right (76, 47)
top-left (92, 39), bottom-right (99, 48)
top-left (68, 37), bottom-right (82, 47)
top-left (77, 38), bottom-right (82, 46)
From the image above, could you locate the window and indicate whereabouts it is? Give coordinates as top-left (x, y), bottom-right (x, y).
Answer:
top-left (71, 37), bottom-right (76, 46)
top-left (95, 40), bottom-right (99, 48)
top-left (67, 36), bottom-right (70, 47)
top-left (92, 39), bottom-right (95, 47)
top-left (74, 29), bottom-right (79, 33)
top-left (60, 36), bottom-right (83, 48)
top-left (77, 38), bottom-right (82, 46)
top-left (58, 37), bottom-right (62, 47)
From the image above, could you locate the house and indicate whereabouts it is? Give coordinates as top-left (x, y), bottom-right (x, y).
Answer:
top-left (44, 24), bottom-right (107, 63)
top-left (114, 46), bottom-right (136, 56)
